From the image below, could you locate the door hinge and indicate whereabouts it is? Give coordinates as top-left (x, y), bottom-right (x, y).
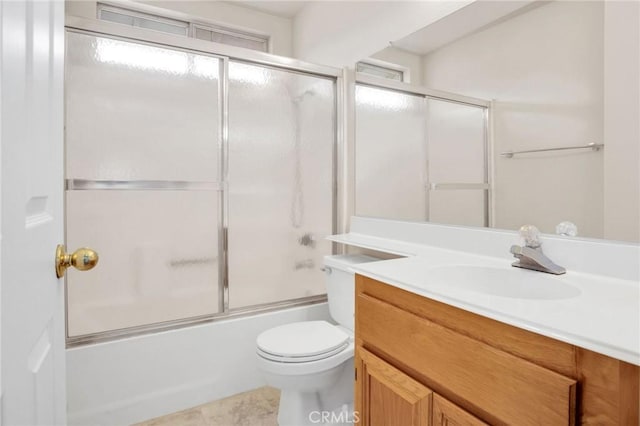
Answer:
top-left (355, 368), bottom-right (357, 381)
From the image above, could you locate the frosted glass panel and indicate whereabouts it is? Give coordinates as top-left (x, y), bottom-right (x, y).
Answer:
top-left (427, 99), bottom-right (487, 226)
top-left (228, 61), bottom-right (335, 309)
top-left (429, 190), bottom-right (486, 227)
top-left (65, 32), bottom-right (220, 181)
top-left (355, 85), bottom-right (427, 220)
top-left (427, 99), bottom-right (486, 183)
top-left (66, 190), bottom-right (220, 336)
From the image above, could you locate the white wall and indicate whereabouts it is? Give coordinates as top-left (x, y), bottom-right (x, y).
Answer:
top-left (603, 0), bottom-right (640, 243)
top-left (422, 1), bottom-right (605, 238)
top-left (370, 47), bottom-right (423, 86)
top-left (67, 303), bottom-right (331, 425)
top-left (65, 0), bottom-right (294, 57)
top-left (293, 1), bottom-right (473, 68)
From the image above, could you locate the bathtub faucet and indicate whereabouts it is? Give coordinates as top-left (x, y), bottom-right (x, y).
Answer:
top-left (294, 259), bottom-right (315, 270)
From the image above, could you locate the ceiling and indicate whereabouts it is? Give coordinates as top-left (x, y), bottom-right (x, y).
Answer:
top-left (229, 1), bottom-right (310, 18)
top-left (391, 0), bottom-right (540, 55)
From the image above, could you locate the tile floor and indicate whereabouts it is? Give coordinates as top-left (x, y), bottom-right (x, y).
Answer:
top-left (132, 387), bottom-right (280, 426)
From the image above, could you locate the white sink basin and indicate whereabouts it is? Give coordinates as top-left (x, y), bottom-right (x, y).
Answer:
top-left (423, 265), bottom-right (581, 300)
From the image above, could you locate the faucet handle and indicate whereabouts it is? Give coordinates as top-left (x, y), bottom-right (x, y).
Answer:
top-left (556, 221), bottom-right (578, 237)
top-left (519, 224), bottom-right (541, 249)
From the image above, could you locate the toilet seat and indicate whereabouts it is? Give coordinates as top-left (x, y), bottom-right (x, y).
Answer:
top-left (257, 342), bottom-right (349, 363)
top-left (256, 321), bottom-right (350, 363)
top-left (257, 341), bottom-right (354, 377)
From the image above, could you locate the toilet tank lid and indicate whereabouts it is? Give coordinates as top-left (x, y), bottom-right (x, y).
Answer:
top-left (323, 254), bottom-right (380, 271)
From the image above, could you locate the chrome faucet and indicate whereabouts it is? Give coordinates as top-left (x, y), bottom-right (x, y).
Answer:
top-left (510, 225), bottom-right (566, 275)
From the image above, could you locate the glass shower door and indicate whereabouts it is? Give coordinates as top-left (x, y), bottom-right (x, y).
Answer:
top-left (354, 83), bottom-right (489, 226)
top-left (65, 32), bottom-right (223, 338)
top-left (426, 98), bottom-right (488, 227)
top-left (355, 84), bottom-right (428, 220)
top-left (227, 61), bottom-right (336, 309)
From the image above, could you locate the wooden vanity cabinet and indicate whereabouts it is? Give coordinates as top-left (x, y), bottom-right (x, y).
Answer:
top-left (356, 347), bottom-right (431, 426)
top-left (357, 346), bottom-right (486, 426)
top-left (354, 275), bottom-right (640, 426)
top-left (432, 394), bottom-right (488, 426)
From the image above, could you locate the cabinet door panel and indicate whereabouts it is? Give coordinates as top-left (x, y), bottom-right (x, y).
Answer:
top-left (432, 394), bottom-right (488, 426)
top-left (357, 347), bottom-right (431, 426)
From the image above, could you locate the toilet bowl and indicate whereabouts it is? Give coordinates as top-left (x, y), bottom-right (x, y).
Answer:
top-left (257, 321), bottom-right (355, 426)
top-left (255, 255), bottom-right (379, 426)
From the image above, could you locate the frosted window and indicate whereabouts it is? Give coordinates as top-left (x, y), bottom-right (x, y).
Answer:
top-left (66, 190), bottom-right (220, 337)
top-left (355, 85), bottom-right (428, 220)
top-left (98, 5), bottom-right (189, 36)
top-left (194, 27), bottom-right (213, 41)
top-left (137, 18), bottom-right (189, 36)
top-left (99, 10), bottom-right (135, 26)
top-left (227, 61), bottom-right (335, 309)
top-left (65, 32), bottom-right (220, 182)
top-left (356, 62), bottom-right (404, 81)
top-left (97, 4), bottom-right (268, 52)
top-left (193, 25), bottom-right (269, 52)
top-left (210, 32), bottom-right (268, 52)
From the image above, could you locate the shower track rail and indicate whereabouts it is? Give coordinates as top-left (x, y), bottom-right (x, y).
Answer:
top-left (65, 295), bottom-right (328, 347)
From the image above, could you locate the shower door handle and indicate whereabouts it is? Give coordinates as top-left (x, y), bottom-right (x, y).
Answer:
top-left (55, 244), bottom-right (99, 278)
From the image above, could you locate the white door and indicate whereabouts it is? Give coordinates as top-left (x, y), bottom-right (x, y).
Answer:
top-left (0, 0), bottom-right (66, 424)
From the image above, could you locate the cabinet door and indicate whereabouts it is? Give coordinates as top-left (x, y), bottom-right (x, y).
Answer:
top-left (357, 289), bottom-right (577, 425)
top-left (356, 347), bottom-right (432, 426)
top-left (432, 394), bottom-right (488, 426)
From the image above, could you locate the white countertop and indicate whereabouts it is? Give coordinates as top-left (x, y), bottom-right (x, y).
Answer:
top-left (352, 255), bottom-right (639, 366)
top-left (331, 217), bottom-right (640, 366)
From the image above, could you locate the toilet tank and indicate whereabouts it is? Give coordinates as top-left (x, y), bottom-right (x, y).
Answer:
top-left (323, 254), bottom-right (380, 332)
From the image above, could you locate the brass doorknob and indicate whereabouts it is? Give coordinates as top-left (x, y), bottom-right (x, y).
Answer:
top-left (55, 244), bottom-right (99, 278)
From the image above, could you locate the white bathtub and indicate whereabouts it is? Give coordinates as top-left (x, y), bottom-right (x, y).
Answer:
top-left (67, 303), bottom-right (330, 425)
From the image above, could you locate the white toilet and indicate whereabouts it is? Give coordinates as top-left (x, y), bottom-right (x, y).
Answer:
top-left (256, 254), bottom-right (379, 426)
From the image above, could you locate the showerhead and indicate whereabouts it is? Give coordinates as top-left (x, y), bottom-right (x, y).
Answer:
top-left (292, 89), bottom-right (316, 104)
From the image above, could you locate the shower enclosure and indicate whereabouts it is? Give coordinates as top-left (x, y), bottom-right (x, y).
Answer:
top-left (65, 30), bottom-right (337, 344)
top-left (63, 20), bottom-right (489, 346)
top-left (354, 75), bottom-right (491, 227)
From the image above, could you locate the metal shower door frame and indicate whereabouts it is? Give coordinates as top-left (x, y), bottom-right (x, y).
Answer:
top-left (353, 73), bottom-right (493, 227)
top-left (64, 17), bottom-right (343, 347)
